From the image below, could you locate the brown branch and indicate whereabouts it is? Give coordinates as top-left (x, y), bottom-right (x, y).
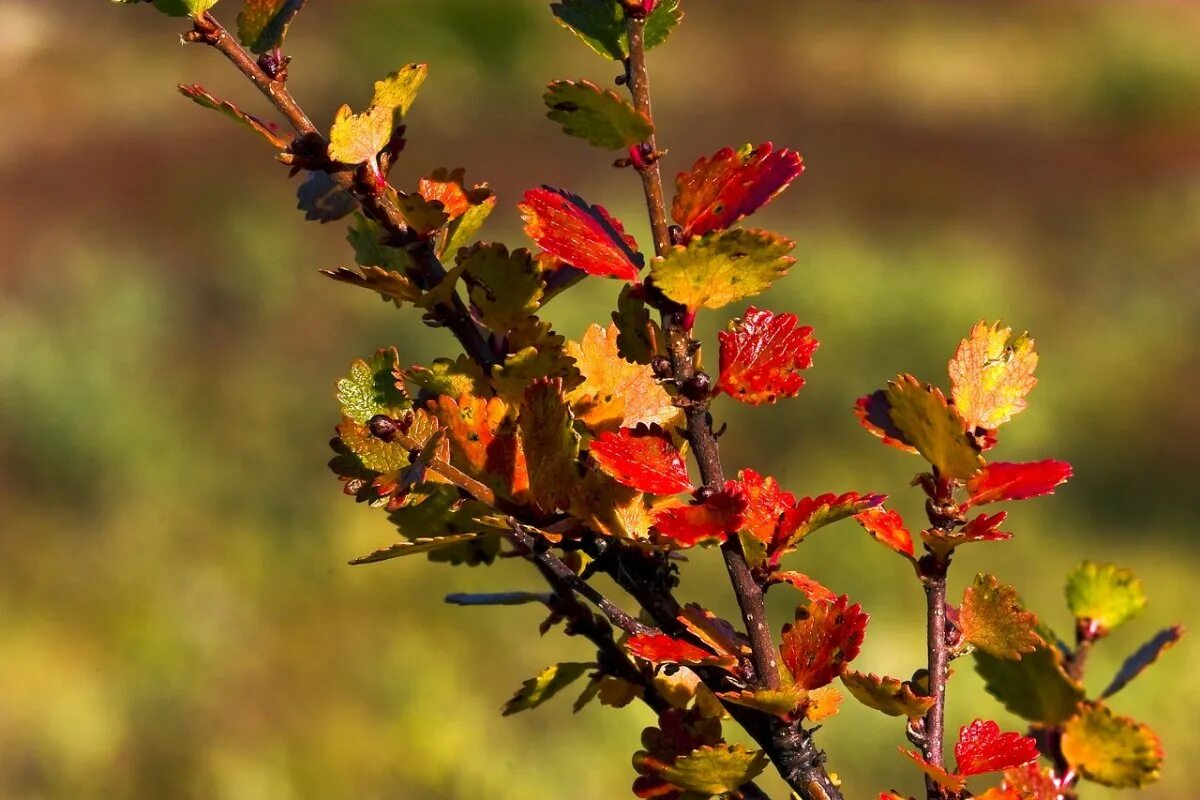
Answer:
top-left (187, 12), bottom-right (498, 372)
top-left (921, 562), bottom-right (950, 800)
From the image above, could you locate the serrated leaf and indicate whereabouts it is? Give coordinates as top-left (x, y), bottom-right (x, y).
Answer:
top-left (781, 596), bottom-right (868, 690)
top-left (649, 228), bottom-right (795, 312)
top-left (565, 323), bottom-right (679, 431)
top-left (923, 511), bottom-right (1011, 558)
top-left (550, 0), bottom-right (682, 61)
top-left (297, 171), bottom-right (358, 223)
top-left (457, 243), bottom-right (545, 331)
top-left (897, 748), bottom-right (964, 793)
top-left (328, 65), bottom-right (427, 167)
top-left (519, 187), bottom-right (643, 281)
top-left (974, 644), bottom-right (1085, 725)
top-left (346, 214), bottom-right (412, 273)
top-left (1102, 625), bottom-right (1184, 698)
top-left (545, 80), bottom-right (653, 150)
top-left (954, 719), bottom-right (1039, 776)
top-left (569, 469), bottom-right (655, 539)
top-left (349, 533), bottom-right (484, 564)
top-left (854, 507), bottom-right (915, 559)
top-left (404, 356), bottom-right (488, 400)
top-left (949, 320), bottom-right (1038, 431)
top-left (960, 574), bottom-right (1043, 660)
top-left (335, 417), bottom-right (410, 474)
top-left (502, 662), bottom-right (594, 715)
top-left (429, 394), bottom-right (516, 487)
top-left (673, 142), bottom-right (804, 239)
top-left (869, 374), bottom-right (983, 480)
top-left (519, 378), bottom-right (580, 514)
top-left (718, 685), bottom-right (807, 719)
top-left (417, 168), bottom-right (497, 258)
top-left (733, 468), bottom-right (796, 546)
top-left (1065, 561), bottom-right (1147, 633)
top-left (717, 306), bottom-right (817, 405)
top-left (776, 491), bottom-right (885, 557)
top-left (769, 571), bottom-right (836, 602)
top-left (627, 632), bottom-right (737, 670)
top-left (965, 460), bottom-right (1072, 507)
top-left (611, 285), bottom-right (660, 364)
top-left (336, 348), bottom-right (410, 424)
top-left (1062, 704), bottom-right (1162, 788)
top-left (178, 84), bottom-right (288, 148)
top-left (589, 425), bottom-right (691, 495)
top-left (840, 670), bottom-right (934, 719)
top-left (237, 0), bottom-right (305, 53)
top-left (657, 744), bottom-right (769, 796)
top-left (652, 485), bottom-right (747, 548)
top-left (492, 320), bottom-right (581, 400)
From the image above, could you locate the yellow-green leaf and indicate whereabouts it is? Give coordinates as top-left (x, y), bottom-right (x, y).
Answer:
top-left (650, 229), bottom-right (795, 312)
top-left (236, 0), bottom-right (304, 53)
top-left (1065, 561), bottom-right (1147, 633)
top-left (336, 348), bottom-right (410, 424)
top-left (658, 744), bottom-right (769, 795)
top-left (960, 574), bottom-right (1043, 660)
top-left (840, 670), bottom-right (934, 720)
top-left (403, 356), bottom-right (489, 400)
top-left (349, 533), bottom-right (484, 564)
top-left (458, 243), bottom-right (545, 332)
top-left (550, 0), bottom-right (683, 61)
top-left (502, 662), bottom-right (594, 715)
top-left (881, 374), bottom-right (983, 480)
top-left (1062, 704), bottom-right (1162, 788)
top-left (974, 643), bottom-right (1085, 725)
top-left (949, 320), bottom-right (1038, 431)
top-left (328, 65), bottom-right (428, 166)
top-left (545, 80), bottom-right (653, 150)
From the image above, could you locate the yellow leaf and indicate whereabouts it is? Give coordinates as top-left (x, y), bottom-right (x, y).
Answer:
top-left (884, 374), bottom-right (983, 480)
top-left (949, 320), bottom-right (1038, 431)
top-left (649, 228), bottom-right (795, 311)
top-left (960, 574), bottom-right (1044, 660)
top-left (1062, 704), bottom-right (1162, 788)
top-left (565, 323), bottom-right (680, 431)
top-left (328, 64), bottom-right (428, 166)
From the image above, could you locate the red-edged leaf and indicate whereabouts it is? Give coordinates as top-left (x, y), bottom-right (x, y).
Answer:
top-left (769, 572), bottom-right (837, 602)
top-left (960, 512), bottom-right (1012, 542)
top-left (774, 491), bottom-right (886, 558)
top-left (854, 390), bottom-right (918, 453)
top-left (780, 595), bottom-right (869, 690)
top-left (965, 460), bottom-right (1072, 507)
top-left (672, 142), bottom-right (804, 239)
top-left (733, 468), bottom-right (796, 545)
top-left (717, 307), bottom-right (818, 405)
top-left (518, 187), bottom-right (643, 280)
top-left (626, 632), bottom-right (737, 670)
top-left (954, 719), bottom-right (1039, 776)
top-left (590, 425), bottom-right (691, 495)
top-left (898, 748), bottom-right (966, 793)
top-left (854, 507), bottom-right (915, 559)
top-left (652, 484), bottom-right (748, 548)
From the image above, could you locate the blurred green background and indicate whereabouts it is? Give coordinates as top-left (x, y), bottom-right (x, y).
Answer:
top-left (1, 1), bottom-right (1197, 798)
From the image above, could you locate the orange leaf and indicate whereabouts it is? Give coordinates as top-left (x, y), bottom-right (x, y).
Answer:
top-left (949, 320), bottom-right (1038, 431)
top-left (565, 323), bottom-right (681, 431)
top-left (898, 747), bottom-right (966, 793)
top-left (672, 142), bottom-right (804, 239)
top-left (769, 572), bottom-right (837, 603)
top-left (652, 485), bottom-right (748, 548)
top-left (733, 468), bottom-right (796, 545)
top-left (780, 595), bottom-right (868, 690)
top-left (627, 632), bottom-right (737, 670)
top-left (855, 507), bottom-right (915, 559)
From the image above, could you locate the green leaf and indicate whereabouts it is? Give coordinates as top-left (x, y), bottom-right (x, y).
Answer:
top-left (1065, 561), bottom-right (1147, 633)
top-left (122, 0), bottom-right (221, 18)
top-left (328, 65), bottom-right (428, 166)
top-left (959, 574), bottom-right (1043, 660)
top-left (443, 194), bottom-right (497, 259)
top-left (974, 643), bottom-right (1085, 725)
top-left (1062, 703), bottom-right (1162, 788)
top-left (347, 214), bottom-right (413, 272)
top-left (881, 374), bottom-right (984, 481)
top-left (403, 356), bottom-right (489, 400)
top-left (649, 229), bottom-right (795, 312)
top-left (544, 80), bottom-right (652, 150)
top-left (387, 485), bottom-right (496, 539)
top-left (237, 0), bottom-right (305, 53)
top-left (611, 284), bottom-right (659, 364)
top-left (349, 533), bottom-right (485, 565)
top-left (550, 0), bottom-right (683, 61)
top-left (658, 744), bottom-right (769, 795)
top-left (840, 670), bottom-right (934, 720)
top-left (335, 418), bottom-right (410, 474)
top-left (336, 348), bottom-right (410, 424)
top-left (178, 84), bottom-right (287, 148)
top-left (458, 243), bottom-right (545, 332)
top-left (502, 662), bottom-right (594, 715)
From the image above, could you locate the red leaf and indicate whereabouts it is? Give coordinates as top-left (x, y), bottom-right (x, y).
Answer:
top-left (626, 632), bottom-right (737, 670)
top-left (774, 491), bottom-right (885, 560)
top-left (965, 460), bottom-right (1072, 507)
top-left (733, 468), bottom-right (796, 545)
top-left (954, 719), bottom-right (1039, 776)
top-left (780, 595), bottom-right (869, 690)
top-left (855, 507), bottom-right (915, 559)
top-left (652, 484), bottom-right (748, 548)
top-left (590, 425), bottom-right (692, 495)
top-left (717, 307), bottom-right (818, 405)
top-left (769, 572), bottom-right (837, 602)
top-left (898, 749), bottom-right (965, 793)
top-left (672, 142), bottom-right (804, 239)
top-left (959, 512), bottom-right (1011, 543)
top-left (518, 187), bottom-right (643, 281)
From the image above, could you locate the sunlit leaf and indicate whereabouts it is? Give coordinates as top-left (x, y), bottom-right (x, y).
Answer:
top-left (404, 356), bottom-right (489, 400)
top-left (1062, 704), bottom-right (1162, 788)
top-left (589, 425), bottom-right (691, 495)
top-left (565, 323), bottom-right (680, 431)
top-left (178, 84), bottom-right (288, 148)
top-left (854, 507), bottom-right (915, 559)
top-left (328, 65), bottom-right (427, 168)
top-left (1102, 625), bottom-right (1184, 698)
top-left (717, 307), bottom-right (818, 405)
top-left (866, 374), bottom-right (983, 480)
top-left (132, 0), bottom-right (221, 17)
top-left (898, 748), bottom-right (964, 793)
top-left (949, 320), bottom-right (1038, 431)
top-left (780, 595), bottom-right (868, 690)
top-left (954, 719), bottom-right (1039, 776)
top-left (649, 229), bottom-right (795, 312)
top-left (237, 0), bottom-right (305, 53)
top-left (336, 348), bottom-right (410, 424)
top-left (840, 670), bottom-right (934, 720)
top-left (673, 142), bottom-right (804, 239)
top-left (418, 168), bottom-right (497, 258)
top-left (321, 265), bottom-right (423, 307)
top-left (777, 491), bottom-right (886, 556)
top-left (349, 533), bottom-right (485, 564)
top-left (626, 632), bottom-right (737, 670)
top-left (519, 187), bottom-right (642, 281)
top-left (569, 470), bottom-right (654, 539)
top-left (769, 571), bottom-right (836, 603)
top-left (457, 243), bottom-right (545, 332)
top-left (545, 80), bottom-right (653, 150)
top-left (652, 485), bottom-right (747, 548)
top-left (960, 574), bottom-right (1044, 660)
top-left (965, 460), bottom-right (1072, 507)
top-left (1065, 561), bottom-right (1147, 634)
top-left (491, 319), bottom-right (581, 400)
top-left (550, 0), bottom-right (682, 61)
top-left (519, 378), bottom-right (580, 514)
top-left (502, 662), bottom-right (594, 715)
top-left (657, 744), bottom-right (769, 796)
top-left (719, 685), bottom-right (807, 719)
top-left (733, 468), bottom-right (796, 546)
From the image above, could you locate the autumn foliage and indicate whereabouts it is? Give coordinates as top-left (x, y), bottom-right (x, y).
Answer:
top-left (121, 0), bottom-right (1183, 798)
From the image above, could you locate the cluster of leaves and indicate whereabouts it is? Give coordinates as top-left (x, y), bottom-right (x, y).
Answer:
top-left (121, 0), bottom-right (1183, 798)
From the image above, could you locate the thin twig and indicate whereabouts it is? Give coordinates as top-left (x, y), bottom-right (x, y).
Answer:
top-left (922, 563), bottom-right (950, 800)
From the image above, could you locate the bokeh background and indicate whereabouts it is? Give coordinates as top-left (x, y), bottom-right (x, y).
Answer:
top-left (1, 1), bottom-right (1197, 798)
